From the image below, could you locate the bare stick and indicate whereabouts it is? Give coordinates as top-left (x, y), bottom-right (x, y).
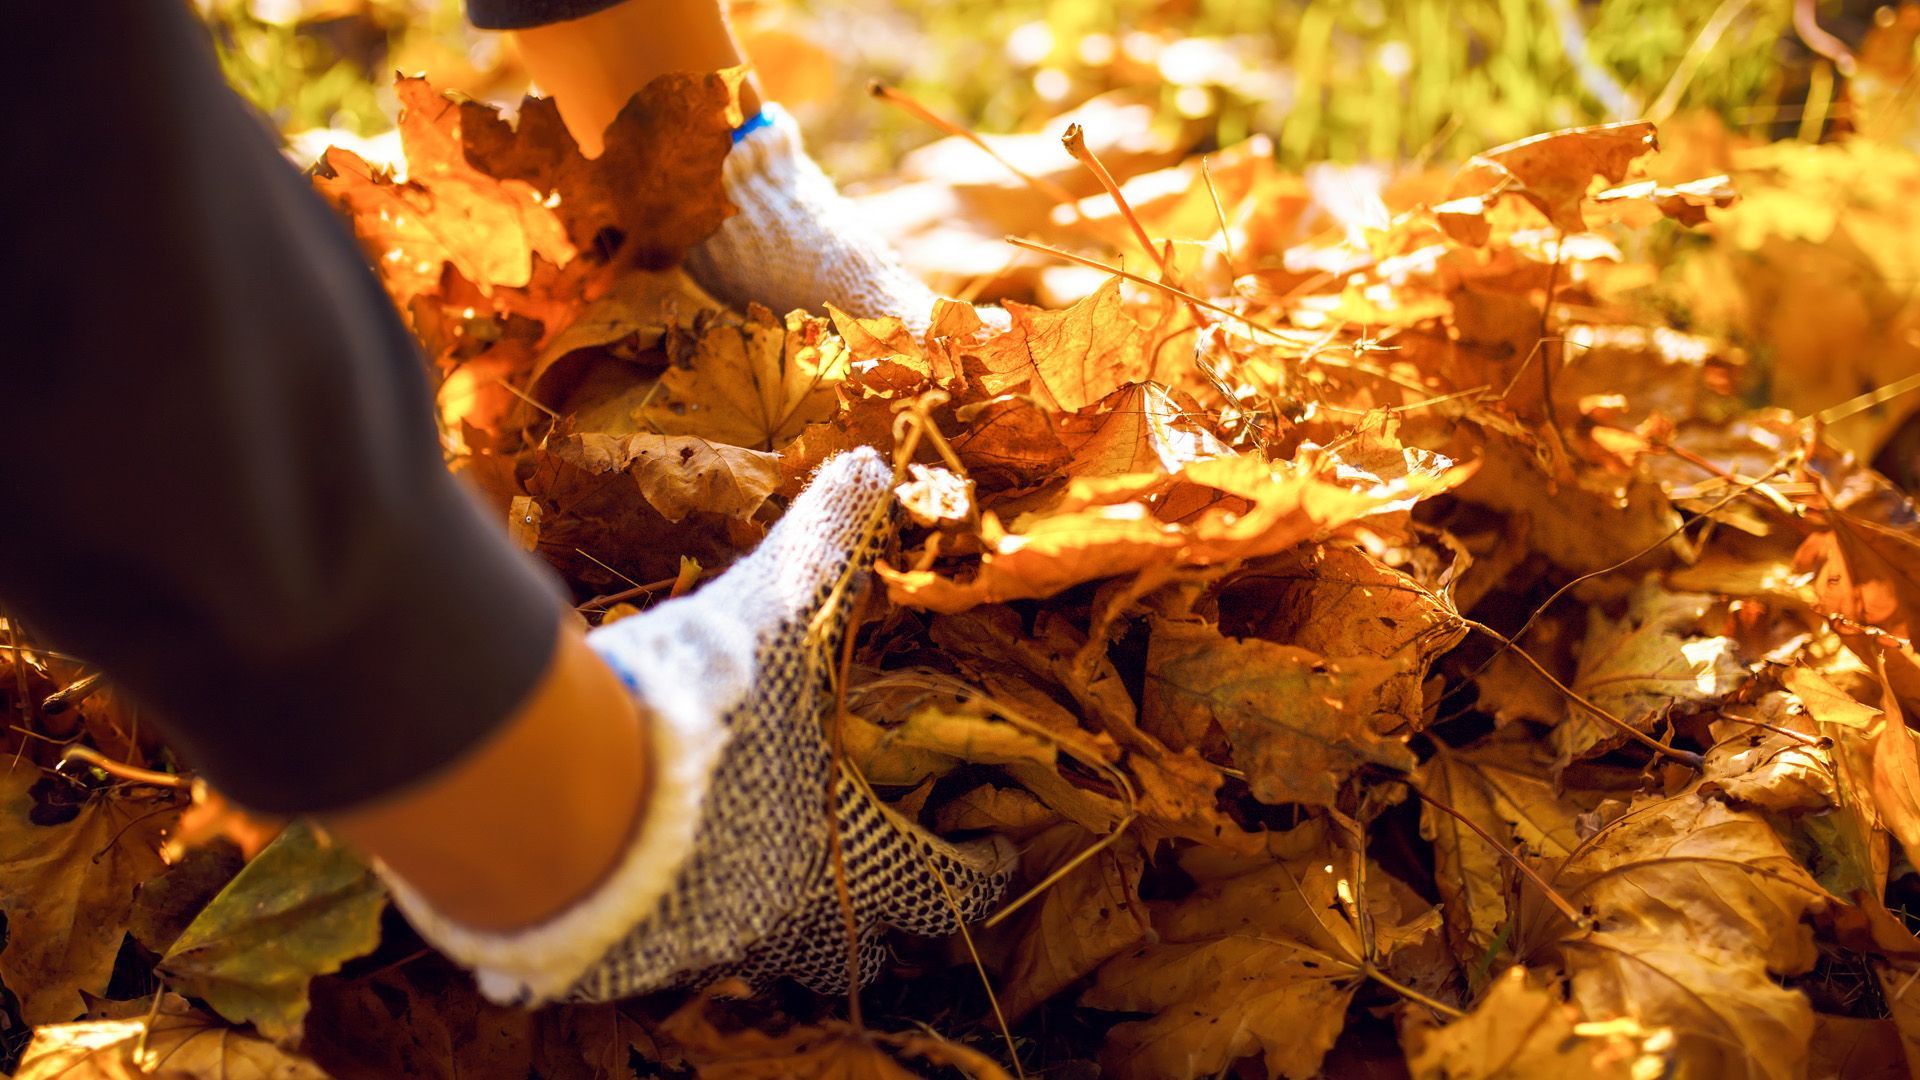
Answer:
top-left (575, 575), bottom-right (681, 613)
top-left (1537, 230), bottom-right (1565, 437)
top-left (1061, 124), bottom-right (1181, 286)
top-left (41, 671), bottom-right (104, 717)
top-left (868, 81), bottom-right (1081, 208)
top-left (60, 746), bottom-right (189, 790)
top-left (1399, 776), bottom-right (1586, 926)
top-left (1200, 156), bottom-right (1241, 280)
top-left (1461, 618), bottom-right (1703, 768)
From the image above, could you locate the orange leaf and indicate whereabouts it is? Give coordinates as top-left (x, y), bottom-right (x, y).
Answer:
top-left (459, 71), bottom-right (744, 271)
top-left (1441, 121), bottom-right (1659, 240)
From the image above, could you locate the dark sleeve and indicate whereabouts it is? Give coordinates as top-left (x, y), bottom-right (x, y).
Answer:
top-left (466, 0), bottom-right (627, 29)
top-left (0, 2), bottom-right (567, 815)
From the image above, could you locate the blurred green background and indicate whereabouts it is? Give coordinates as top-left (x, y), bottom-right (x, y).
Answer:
top-left (200, 0), bottom-right (1896, 178)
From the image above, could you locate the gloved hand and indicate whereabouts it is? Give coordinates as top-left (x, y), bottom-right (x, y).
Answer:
top-left (684, 106), bottom-right (1004, 335)
top-left (383, 448), bottom-right (1015, 1005)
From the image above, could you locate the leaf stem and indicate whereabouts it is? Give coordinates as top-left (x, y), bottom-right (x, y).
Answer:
top-left (1457, 618), bottom-right (1703, 768)
top-left (1364, 961), bottom-right (1467, 1020)
top-left (59, 745), bottom-right (189, 790)
top-left (1397, 776), bottom-right (1586, 927)
top-left (1537, 229), bottom-right (1565, 438)
top-left (868, 81), bottom-right (1081, 209)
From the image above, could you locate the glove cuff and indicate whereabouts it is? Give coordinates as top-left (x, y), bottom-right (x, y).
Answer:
top-left (379, 681), bottom-right (727, 1005)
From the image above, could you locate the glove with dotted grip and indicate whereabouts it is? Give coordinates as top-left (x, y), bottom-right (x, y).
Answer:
top-left (383, 447), bottom-right (1015, 1004)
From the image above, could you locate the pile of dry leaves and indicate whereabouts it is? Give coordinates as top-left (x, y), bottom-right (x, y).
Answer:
top-left (6, 64), bottom-right (1920, 1080)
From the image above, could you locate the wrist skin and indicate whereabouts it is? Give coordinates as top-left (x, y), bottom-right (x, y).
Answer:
top-left (322, 617), bottom-right (653, 932)
top-left (508, 0), bottom-right (763, 158)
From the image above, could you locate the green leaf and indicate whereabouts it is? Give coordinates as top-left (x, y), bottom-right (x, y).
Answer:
top-left (158, 821), bottom-right (386, 1040)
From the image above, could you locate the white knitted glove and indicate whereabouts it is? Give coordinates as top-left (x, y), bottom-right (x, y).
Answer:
top-left (683, 106), bottom-right (953, 331)
top-left (382, 448), bottom-right (1016, 1005)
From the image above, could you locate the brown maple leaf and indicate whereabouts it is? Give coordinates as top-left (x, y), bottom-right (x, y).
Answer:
top-left (1419, 732), bottom-right (1585, 969)
top-left (548, 433), bottom-right (780, 524)
top-left (994, 826), bottom-right (1151, 1020)
top-left (15, 993), bottom-right (329, 1080)
top-left (1403, 965), bottom-right (1672, 1080)
top-left (0, 773), bottom-right (177, 1025)
top-left (1080, 819), bottom-right (1434, 1080)
top-left (1532, 792), bottom-right (1830, 1080)
top-left (967, 279), bottom-right (1149, 411)
top-left (639, 308), bottom-right (849, 451)
top-left (313, 77), bottom-right (576, 308)
top-left (459, 71), bottom-right (744, 271)
top-left (1144, 618), bottom-right (1414, 805)
top-left (1438, 121), bottom-right (1660, 242)
top-left (1558, 579), bottom-right (1747, 764)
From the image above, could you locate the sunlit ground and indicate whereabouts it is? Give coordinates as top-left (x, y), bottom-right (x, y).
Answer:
top-left (204, 0), bottom-right (1885, 178)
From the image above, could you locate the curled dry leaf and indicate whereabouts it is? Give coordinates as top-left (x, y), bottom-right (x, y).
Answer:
top-left (1438, 121), bottom-right (1660, 241)
top-left (1592, 175), bottom-right (1741, 227)
top-left (1418, 734), bottom-right (1583, 969)
top-left (882, 437), bottom-right (1470, 614)
top-left (548, 433), bottom-right (780, 523)
top-left (1539, 793), bottom-right (1830, 1080)
top-left (840, 693), bottom-right (1061, 787)
top-left (1699, 693), bottom-right (1835, 814)
top-left (1403, 965), bottom-right (1672, 1080)
top-left (1795, 470), bottom-right (1920, 709)
top-left (894, 463), bottom-right (973, 527)
top-left (15, 993), bottom-right (329, 1080)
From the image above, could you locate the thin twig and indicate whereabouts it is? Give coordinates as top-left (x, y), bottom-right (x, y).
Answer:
top-left (1537, 229), bottom-right (1566, 437)
top-left (1650, 0), bottom-right (1759, 120)
top-left (1398, 776), bottom-right (1586, 926)
top-left (575, 575), bottom-right (681, 613)
top-left (5, 612), bottom-right (33, 731)
top-left (1199, 156), bottom-right (1241, 281)
top-left (41, 671), bottom-right (104, 716)
top-left (1793, 0), bottom-right (1856, 77)
top-left (1460, 618), bottom-right (1704, 768)
top-left (1715, 711), bottom-right (1827, 747)
top-left (1061, 124), bottom-right (1180, 284)
top-left (826, 586), bottom-right (872, 1026)
top-left (59, 746), bottom-right (189, 790)
top-left (1819, 369), bottom-right (1920, 426)
top-left (868, 81), bottom-right (1080, 208)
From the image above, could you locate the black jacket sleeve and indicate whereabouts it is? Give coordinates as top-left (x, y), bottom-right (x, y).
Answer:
top-left (0, 2), bottom-right (567, 814)
top-left (466, 0), bottom-right (628, 29)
